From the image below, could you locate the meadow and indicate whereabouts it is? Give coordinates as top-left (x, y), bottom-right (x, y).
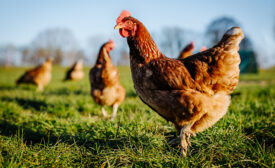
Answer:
top-left (0, 66), bottom-right (274, 167)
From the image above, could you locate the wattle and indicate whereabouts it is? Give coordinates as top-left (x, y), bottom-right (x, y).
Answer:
top-left (119, 29), bottom-right (130, 38)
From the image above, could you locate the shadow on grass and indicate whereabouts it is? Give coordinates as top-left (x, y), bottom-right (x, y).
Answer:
top-left (0, 120), bottom-right (59, 144)
top-left (44, 88), bottom-right (89, 96)
top-left (243, 122), bottom-right (274, 147)
top-left (0, 85), bottom-right (35, 91)
top-left (0, 85), bottom-right (15, 91)
top-left (126, 89), bottom-right (138, 98)
top-left (230, 91), bottom-right (241, 98)
top-left (0, 120), bottom-right (151, 156)
top-left (0, 97), bottom-right (53, 111)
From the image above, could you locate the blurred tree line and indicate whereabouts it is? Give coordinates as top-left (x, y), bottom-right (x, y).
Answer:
top-left (158, 16), bottom-right (253, 57)
top-left (0, 16), bottom-right (256, 67)
top-left (205, 17), bottom-right (253, 50)
top-left (21, 28), bottom-right (84, 65)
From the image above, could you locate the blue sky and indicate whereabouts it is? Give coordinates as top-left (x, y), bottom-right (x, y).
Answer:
top-left (0, 0), bottom-right (274, 67)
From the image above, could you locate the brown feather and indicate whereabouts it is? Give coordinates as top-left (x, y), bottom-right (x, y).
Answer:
top-left (64, 60), bottom-right (84, 81)
top-left (122, 16), bottom-right (244, 133)
top-left (89, 42), bottom-right (125, 107)
top-left (16, 58), bottom-right (52, 90)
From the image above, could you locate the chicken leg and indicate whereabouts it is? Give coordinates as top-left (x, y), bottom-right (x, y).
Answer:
top-left (111, 103), bottom-right (118, 121)
top-left (101, 107), bottom-right (108, 118)
top-left (37, 84), bottom-right (44, 91)
top-left (180, 124), bottom-right (195, 156)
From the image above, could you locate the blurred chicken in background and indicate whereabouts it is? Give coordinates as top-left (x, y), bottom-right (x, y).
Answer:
top-left (89, 40), bottom-right (125, 120)
top-left (16, 58), bottom-right (53, 91)
top-left (63, 59), bottom-right (84, 81)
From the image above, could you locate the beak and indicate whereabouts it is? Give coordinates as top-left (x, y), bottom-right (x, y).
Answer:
top-left (114, 23), bottom-right (123, 30)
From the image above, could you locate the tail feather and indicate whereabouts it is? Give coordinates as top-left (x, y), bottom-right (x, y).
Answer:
top-left (16, 74), bottom-right (27, 85)
top-left (220, 27), bottom-right (244, 53)
top-left (16, 77), bottom-right (22, 85)
top-left (210, 27), bottom-right (244, 94)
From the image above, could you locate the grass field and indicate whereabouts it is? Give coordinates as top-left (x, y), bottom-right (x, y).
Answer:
top-left (0, 66), bottom-right (274, 167)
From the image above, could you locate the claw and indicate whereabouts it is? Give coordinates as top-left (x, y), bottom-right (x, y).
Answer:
top-left (186, 134), bottom-right (192, 147)
top-left (179, 126), bottom-right (195, 156)
top-left (101, 107), bottom-right (108, 118)
top-left (181, 148), bottom-right (187, 157)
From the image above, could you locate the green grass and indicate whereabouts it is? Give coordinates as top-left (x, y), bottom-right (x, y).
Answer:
top-left (0, 66), bottom-right (274, 167)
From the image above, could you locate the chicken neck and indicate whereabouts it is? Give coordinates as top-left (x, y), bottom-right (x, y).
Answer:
top-left (126, 19), bottom-right (164, 64)
top-left (95, 45), bottom-right (110, 65)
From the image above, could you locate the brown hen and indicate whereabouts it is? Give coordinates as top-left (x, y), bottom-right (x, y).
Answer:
top-left (115, 10), bottom-right (244, 156)
top-left (89, 40), bottom-right (125, 120)
top-left (64, 60), bottom-right (84, 81)
top-left (16, 58), bottom-right (52, 91)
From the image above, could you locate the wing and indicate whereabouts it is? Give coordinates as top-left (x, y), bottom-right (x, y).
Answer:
top-left (89, 65), bottom-right (104, 89)
top-left (146, 57), bottom-right (215, 96)
top-left (101, 48), bottom-right (120, 86)
top-left (148, 58), bottom-right (196, 90)
top-left (17, 65), bottom-right (43, 84)
top-left (147, 27), bottom-right (243, 95)
top-left (64, 68), bottom-right (73, 80)
top-left (64, 62), bottom-right (78, 81)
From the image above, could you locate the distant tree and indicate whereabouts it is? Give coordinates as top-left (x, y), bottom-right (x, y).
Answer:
top-left (88, 35), bottom-right (106, 64)
top-left (30, 48), bottom-right (51, 65)
top-left (54, 49), bottom-right (64, 64)
top-left (157, 27), bottom-right (205, 58)
top-left (21, 48), bottom-right (31, 65)
top-left (240, 36), bottom-right (253, 50)
top-left (74, 50), bottom-right (85, 60)
top-left (205, 16), bottom-right (252, 50)
top-left (113, 37), bottom-right (129, 65)
top-left (206, 17), bottom-right (239, 44)
top-left (0, 44), bottom-right (18, 67)
top-left (23, 28), bottom-right (78, 65)
top-left (160, 27), bottom-right (185, 57)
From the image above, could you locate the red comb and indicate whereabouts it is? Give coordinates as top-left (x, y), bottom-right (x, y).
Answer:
top-left (187, 41), bottom-right (194, 50)
top-left (190, 41), bottom-right (194, 47)
top-left (116, 10), bottom-right (131, 24)
top-left (107, 39), bottom-right (115, 48)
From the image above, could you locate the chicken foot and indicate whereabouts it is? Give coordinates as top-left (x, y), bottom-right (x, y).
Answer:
top-left (180, 125), bottom-right (195, 156)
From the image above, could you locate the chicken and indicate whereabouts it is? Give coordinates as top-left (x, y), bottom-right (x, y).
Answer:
top-left (89, 39), bottom-right (125, 120)
top-left (64, 60), bottom-right (84, 81)
top-left (16, 58), bottom-right (52, 91)
top-left (178, 41), bottom-right (194, 59)
top-left (114, 10), bottom-right (244, 156)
